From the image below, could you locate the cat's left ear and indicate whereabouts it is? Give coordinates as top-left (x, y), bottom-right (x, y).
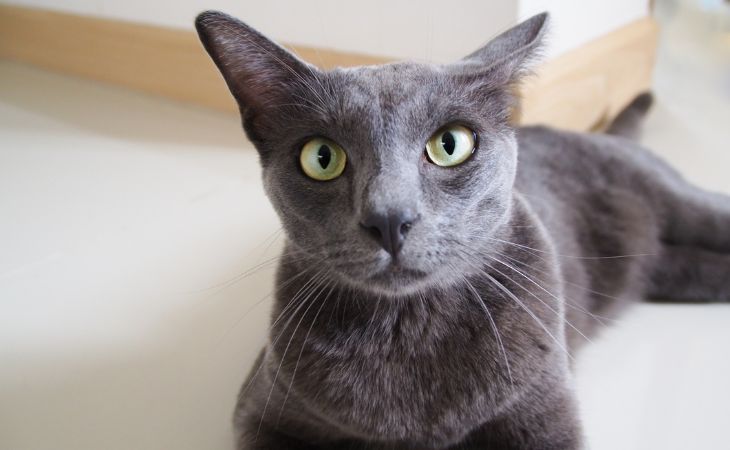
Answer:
top-left (458, 12), bottom-right (549, 87)
top-left (195, 11), bottom-right (320, 116)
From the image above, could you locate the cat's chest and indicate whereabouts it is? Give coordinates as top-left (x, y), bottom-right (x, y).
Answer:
top-left (286, 303), bottom-right (512, 444)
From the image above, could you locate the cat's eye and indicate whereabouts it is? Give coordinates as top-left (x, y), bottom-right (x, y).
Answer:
top-left (425, 125), bottom-right (476, 167)
top-left (299, 137), bottom-right (347, 181)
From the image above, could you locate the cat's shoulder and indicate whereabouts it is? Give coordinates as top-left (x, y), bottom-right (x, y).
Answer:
top-left (517, 124), bottom-right (633, 151)
top-left (515, 124), bottom-right (668, 194)
top-left (516, 124), bottom-right (645, 164)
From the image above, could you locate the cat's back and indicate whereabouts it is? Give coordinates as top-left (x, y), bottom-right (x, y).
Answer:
top-left (514, 125), bottom-right (667, 341)
top-left (517, 125), bottom-right (622, 184)
top-left (513, 124), bottom-right (678, 241)
top-left (514, 124), bottom-right (674, 200)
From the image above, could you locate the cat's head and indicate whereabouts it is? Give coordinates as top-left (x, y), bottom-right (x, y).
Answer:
top-left (196, 11), bottom-right (548, 296)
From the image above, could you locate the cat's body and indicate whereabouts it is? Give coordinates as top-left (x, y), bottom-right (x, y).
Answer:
top-left (194, 11), bottom-right (730, 450)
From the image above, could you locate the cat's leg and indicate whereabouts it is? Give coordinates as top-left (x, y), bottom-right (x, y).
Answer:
top-left (645, 183), bottom-right (730, 302)
top-left (661, 187), bottom-right (730, 253)
top-left (647, 244), bottom-right (730, 302)
top-left (457, 381), bottom-right (583, 450)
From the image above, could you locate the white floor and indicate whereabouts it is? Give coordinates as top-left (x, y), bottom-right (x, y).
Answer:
top-left (1, 1), bottom-right (729, 449)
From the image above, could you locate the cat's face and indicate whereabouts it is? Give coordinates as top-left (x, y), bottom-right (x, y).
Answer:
top-left (257, 64), bottom-right (519, 295)
top-left (196, 11), bottom-right (547, 296)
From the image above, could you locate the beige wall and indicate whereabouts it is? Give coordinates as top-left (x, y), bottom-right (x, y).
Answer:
top-left (2, 0), bottom-right (648, 61)
top-left (519, 0), bottom-right (649, 56)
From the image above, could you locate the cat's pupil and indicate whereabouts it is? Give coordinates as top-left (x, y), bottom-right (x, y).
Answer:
top-left (317, 145), bottom-right (332, 169)
top-left (442, 132), bottom-right (456, 155)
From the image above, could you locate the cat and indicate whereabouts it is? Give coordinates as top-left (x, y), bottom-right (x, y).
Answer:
top-left (195, 10), bottom-right (730, 450)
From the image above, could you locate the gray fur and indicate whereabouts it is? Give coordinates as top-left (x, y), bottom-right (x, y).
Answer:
top-left (605, 92), bottom-right (654, 140)
top-left (195, 11), bottom-right (730, 449)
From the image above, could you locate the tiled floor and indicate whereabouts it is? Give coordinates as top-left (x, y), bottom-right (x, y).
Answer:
top-left (1, 1), bottom-right (728, 449)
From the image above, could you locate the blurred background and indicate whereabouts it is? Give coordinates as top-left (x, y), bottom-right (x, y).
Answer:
top-left (1, 1), bottom-right (729, 449)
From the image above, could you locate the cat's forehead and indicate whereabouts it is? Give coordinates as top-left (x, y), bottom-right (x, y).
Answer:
top-left (330, 62), bottom-right (443, 104)
top-left (312, 63), bottom-right (445, 150)
top-left (320, 62), bottom-right (465, 141)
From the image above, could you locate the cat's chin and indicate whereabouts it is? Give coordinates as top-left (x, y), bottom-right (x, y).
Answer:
top-left (340, 263), bottom-right (438, 297)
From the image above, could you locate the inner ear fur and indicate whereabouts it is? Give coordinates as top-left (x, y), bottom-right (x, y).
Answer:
top-left (195, 10), bottom-right (320, 113)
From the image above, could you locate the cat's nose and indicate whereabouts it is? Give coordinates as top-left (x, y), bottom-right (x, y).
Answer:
top-left (360, 212), bottom-right (416, 257)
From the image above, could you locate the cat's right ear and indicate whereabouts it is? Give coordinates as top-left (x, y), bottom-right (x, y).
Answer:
top-left (457, 12), bottom-right (549, 88)
top-left (195, 11), bottom-right (318, 114)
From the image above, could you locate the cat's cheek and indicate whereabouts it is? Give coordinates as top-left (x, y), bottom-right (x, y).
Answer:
top-left (263, 177), bottom-right (347, 240)
top-left (424, 164), bottom-right (486, 200)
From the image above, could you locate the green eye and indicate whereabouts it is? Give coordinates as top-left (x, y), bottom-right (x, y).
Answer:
top-left (299, 137), bottom-right (347, 181)
top-left (425, 125), bottom-right (476, 167)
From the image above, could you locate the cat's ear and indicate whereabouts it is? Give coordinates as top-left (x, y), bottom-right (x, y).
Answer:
top-left (195, 11), bottom-right (318, 113)
top-left (459, 12), bottom-right (549, 87)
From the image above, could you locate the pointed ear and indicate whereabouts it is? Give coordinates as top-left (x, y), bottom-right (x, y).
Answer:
top-left (460, 12), bottom-right (549, 87)
top-left (195, 11), bottom-right (318, 113)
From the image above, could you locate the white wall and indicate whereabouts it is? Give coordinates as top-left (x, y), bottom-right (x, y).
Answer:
top-left (519, 0), bottom-right (649, 56)
top-left (3, 0), bottom-right (648, 61)
top-left (3, 0), bottom-right (516, 62)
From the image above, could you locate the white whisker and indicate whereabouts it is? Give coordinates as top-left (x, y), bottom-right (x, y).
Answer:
top-left (482, 271), bottom-right (573, 361)
top-left (255, 271), bottom-right (332, 440)
top-left (277, 279), bottom-right (335, 424)
top-left (461, 276), bottom-right (514, 386)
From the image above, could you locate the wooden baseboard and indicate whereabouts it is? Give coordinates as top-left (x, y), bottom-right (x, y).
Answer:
top-left (519, 17), bottom-right (659, 131)
top-left (0, 5), bottom-right (389, 113)
top-left (0, 5), bottom-right (658, 131)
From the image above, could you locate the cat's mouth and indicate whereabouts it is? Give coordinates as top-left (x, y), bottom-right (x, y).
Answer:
top-left (366, 263), bottom-right (429, 289)
top-left (327, 247), bottom-right (436, 295)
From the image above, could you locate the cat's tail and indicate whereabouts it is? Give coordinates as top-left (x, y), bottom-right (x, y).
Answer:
top-left (605, 92), bottom-right (654, 140)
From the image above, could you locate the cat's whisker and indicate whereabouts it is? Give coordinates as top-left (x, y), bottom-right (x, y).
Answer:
top-left (563, 278), bottom-right (636, 303)
top-left (451, 232), bottom-right (554, 268)
top-left (237, 269), bottom-right (331, 406)
top-left (255, 271), bottom-right (333, 440)
top-left (191, 238), bottom-right (363, 297)
top-left (270, 268), bottom-right (330, 330)
top-left (258, 228), bottom-right (286, 262)
top-left (326, 282), bottom-right (344, 329)
top-left (485, 236), bottom-right (656, 260)
top-left (494, 250), bottom-right (621, 325)
top-left (460, 275), bottom-right (514, 387)
top-left (277, 279), bottom-right (335, 425)
top-left (452, 244), bottom-right (593, 344)
top-left (364, 290), bottom-right (385, 340)
top-left (216, 263), bottom-right (330, 348)
top-left (195, 253), bottom-right (303, 297)
top-left (185, 254), bottom-right (282, 296)
top-left (237, 269), bottom-right (329, 396)
top-left (482, 271), bottom-right (574, 361)
top-left (254, 226), bottom-right (284, 255)
top-left (310, 288), bottom-right (348, 408)
top-left (483, 255), bottom-right (593, 344)
top-left (188, 243), bottom-right (328, 296)
top-left (446, 247), bottom-right (573, 360)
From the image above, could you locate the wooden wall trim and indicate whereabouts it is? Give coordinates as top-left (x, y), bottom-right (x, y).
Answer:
top-left (520, 16), bottom-right (659, 130)
top-left (0, 5), bottom-right (389, 113)
top-left (0, 4), bottom-right (658, 131)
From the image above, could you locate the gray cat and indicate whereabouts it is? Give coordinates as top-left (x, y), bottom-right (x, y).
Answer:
top-left (195, 11), bottom-right (730, 450)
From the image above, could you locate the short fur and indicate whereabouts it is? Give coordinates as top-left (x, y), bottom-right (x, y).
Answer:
top-left (195, 11), bottom-right (730, 449)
